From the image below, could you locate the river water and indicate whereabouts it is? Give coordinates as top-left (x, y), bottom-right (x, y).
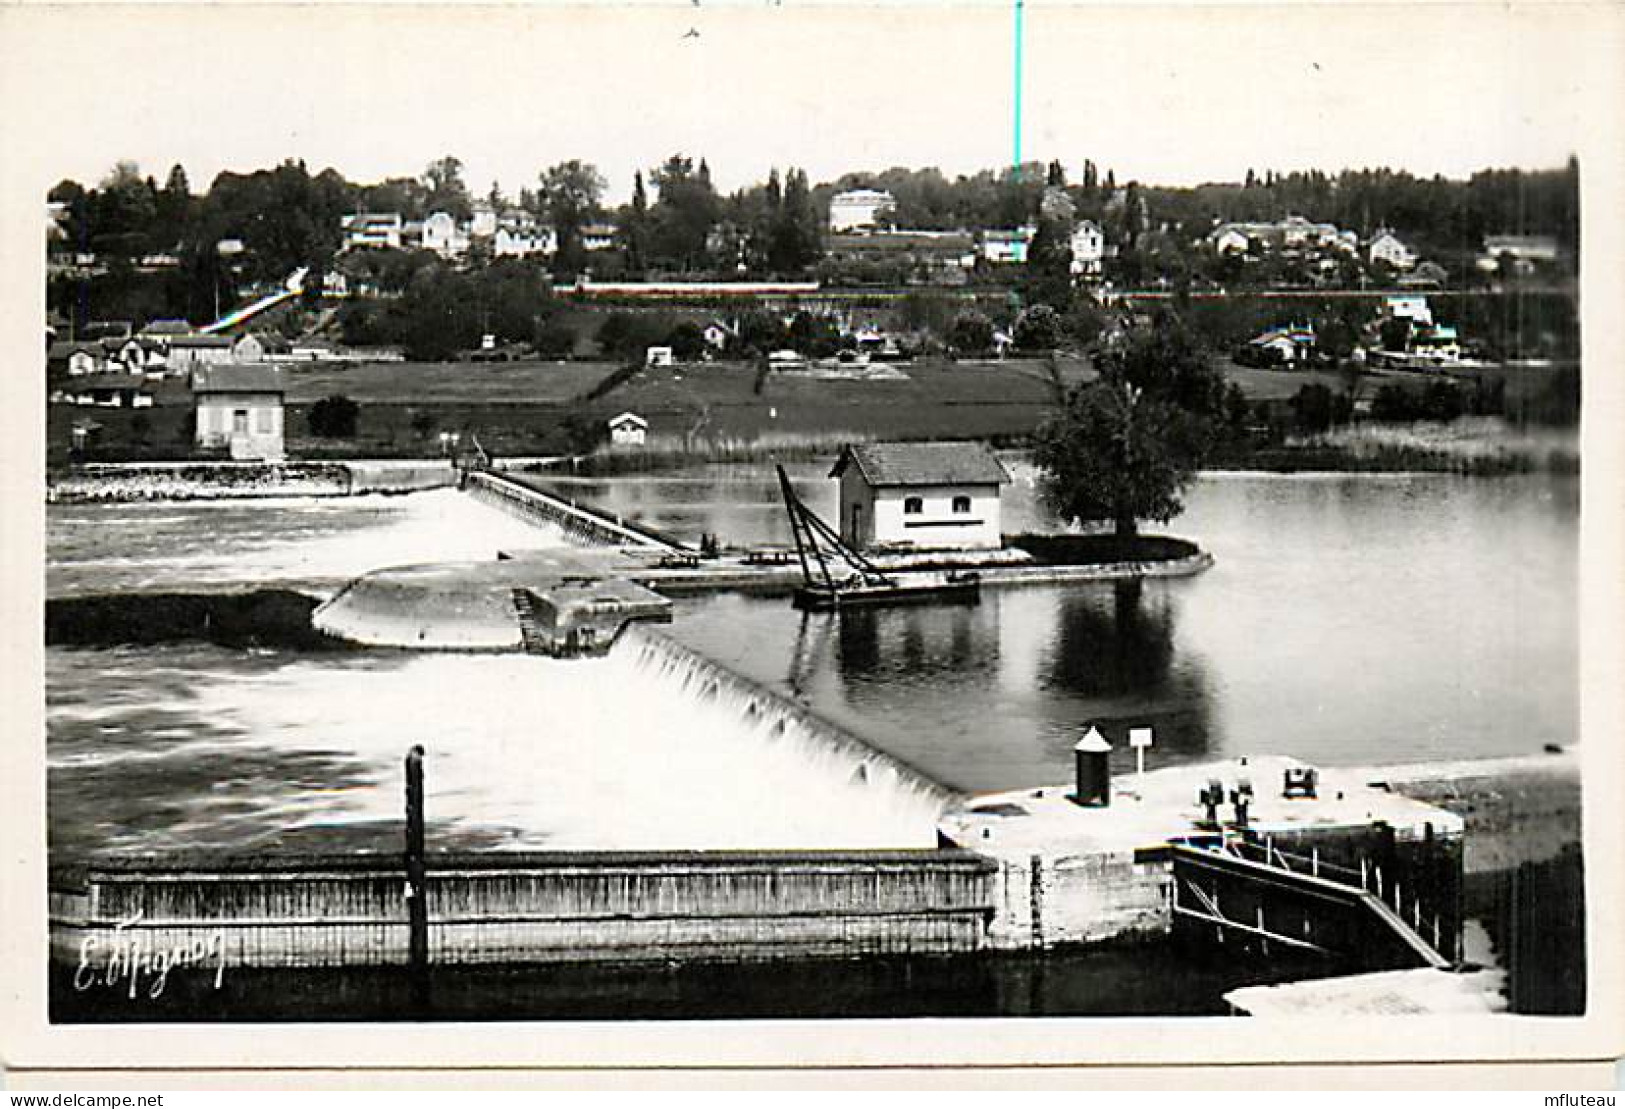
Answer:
top-left (46, 466), bottom-right (1579, 855)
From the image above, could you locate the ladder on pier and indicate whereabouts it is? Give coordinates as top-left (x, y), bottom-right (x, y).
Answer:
top-left (1170, 842), bottom-right (1452, 973)
top-left (511, 588), bottom-right (548, 654)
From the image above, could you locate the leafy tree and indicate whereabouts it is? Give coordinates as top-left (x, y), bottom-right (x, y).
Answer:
top-left (423, 155), bottom-right (473, 221)
top-left (767, 168), bottom-right (821, 274)
top-left (667, 320), bottom-right (707, 361)
top-left (787, 310), bottom-right (840, 356)
top-left (623, 170), bottom-right (651, 274)
top-left (948, 312), bottom-right (995, 356)
top-left (1033, 314), bottom-right (1223, 537)
top-left (1378, 316), bottom-right (1413, 352)
top-left (648, 154), bottom-right (720, 271)
top-left (1288, 383), bottom-right (1350, 434)
top-left (538, 160), bottom-right (606, 278)
top-left (1013, 304), bottom-right (1062, 351)
top-left (308, 395), bottom-right (360, 438)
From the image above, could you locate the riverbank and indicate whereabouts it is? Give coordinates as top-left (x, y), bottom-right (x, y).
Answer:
top-left (46, 459), bottom-right (455, 502)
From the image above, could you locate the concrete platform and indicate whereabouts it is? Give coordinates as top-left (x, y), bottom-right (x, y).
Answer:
top-left (937, 756), bottom-right (1464, 952)
top-left (312, 554), bottom-right (671, 650)
top-left (940, 755), bottom-right (1464, 860)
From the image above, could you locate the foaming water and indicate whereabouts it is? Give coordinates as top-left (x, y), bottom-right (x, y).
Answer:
top-left (48, 633), bottom-right (948, 859)
top-left (47, 488), bottom-right (567, 598)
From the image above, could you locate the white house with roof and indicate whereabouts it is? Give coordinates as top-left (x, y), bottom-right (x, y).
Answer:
top-left (1368, 229), bottom-right (1417, 271)
top-left (193, 363), bottom-right (286, 460)
top-left (830, 440), bottom-right (1011, 551)
top-left (1069, 220), bottom-right (1106, 276)
top-left (608, 412), bottom-right (648, 446)
top-left (341, 212), bottom-right (405, 250)
top-left (421, 211), bottom-right (471, 257)
top-left (581, 223), bottom-right (617, 252)
top-left (48, 341), bottom-right (106, 376)
top-left (166, 333), bottom-right (236, 372)
top-left (828, 188), bottom-right (896, 234)
top-left (981, 226), bottom-right (1036, 265)
top-left (1383, 295), bottom-right (1434, 327)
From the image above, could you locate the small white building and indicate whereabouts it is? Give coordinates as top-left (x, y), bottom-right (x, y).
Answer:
top-left (231, 333), bottom-right (267, 363)
top-left (980, 226), bottom-right (1036, 265)
top-left (830, 440), bottom-right (1010, 551)
top-left (165, 333), bottom-right (235, 372)
top-left (1368, 229), bottom-right (1417, 271)
top-left (1069, 220), bottom-right (1106, 276)
top-left (1210, 225), bottom-right (1252, 256)
top-left (703, 321), bottom-right (736, 351)
top-left (608, 412), bottom-right (648, 446)
top-left (192, 363), bottom-right (286, 461)
top-left (341, 212), bottom-right (404, 251)
top-left (48, 342), bottom-right (106, 376)
top-left (421, 211), bottom-right (470, 257)
top-left (1383, 295), bottom-right (1434, 327)
top-left (645, 346), bottom-right (675, 368)
top-left (828, 188), bottom-right (896, 233)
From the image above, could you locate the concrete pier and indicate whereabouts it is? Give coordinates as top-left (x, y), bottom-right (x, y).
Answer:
top-left (937, 755), bottom-right (1464, 951)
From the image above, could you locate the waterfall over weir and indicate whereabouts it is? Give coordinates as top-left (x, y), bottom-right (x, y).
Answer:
top-left (609, 624), bottom-right (960, 846)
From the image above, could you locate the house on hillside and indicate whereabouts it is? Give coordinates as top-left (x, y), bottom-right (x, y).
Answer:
top-left (828, 188), bottom-right (896, 234)
top-left (1383, 295), bottom-right (1434, 327)
top-left (48, 341), bottom-right (106, 376)
top-left (1478, 234), bottom-right (1561, 275)
top-left (341, 212), bottom-right (405, 251)
top-left (422, 211), bottom-right (470, 257)
top-left (166, 333), bottom-right (235, 373)
top-left (703, 321), bottom-right (737, 351)
top-left (192, 363), bottom-right (286, 460)
top-left (1069, 220), bottom-right (1106, 276)
top-left (1368, 229), bottom-right (1417, 271)
top-left (1247, 324), bottom-right (1317, 365)
top-left (608, 412), bottom-right (648, 446)
top-left (232, 333), bottom-right (268, 363)
top-left (980, 227), bottom-right (1036, 265)
top-left (830, 440), bottom-right (1010, 551)
top-left (581, 223), bottom-right (618, 252)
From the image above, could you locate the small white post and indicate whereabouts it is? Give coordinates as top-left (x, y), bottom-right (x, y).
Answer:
top-left (1129, 727), bottom-right (1154, 798)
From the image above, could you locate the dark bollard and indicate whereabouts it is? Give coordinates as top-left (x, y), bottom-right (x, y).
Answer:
top-left (1230, 778), bottom-right (1254, 829)
top-left (1198, 779), bottom-right (1224, 828)
top-left (405, 744), bottom-right (429, 1010)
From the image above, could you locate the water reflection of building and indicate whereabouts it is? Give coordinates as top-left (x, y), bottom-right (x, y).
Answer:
top-left (1042, 579), bottom-right (1215, 761)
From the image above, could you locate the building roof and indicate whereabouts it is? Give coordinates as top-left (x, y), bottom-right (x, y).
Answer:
top-left (830, 441), bottom-right (1010, 488)
top-left (140, 318), bottom-right (195, 336)
top-left (831, 188), bottom-right (896, 203)
top-left (168, 333), bottom-right (233, 348)
top-left (608, 412), bottom-right (648, 429)
top-left (192, 363), bottom-right (287, 394)
top-left (48, 341), bottom-right (102, 360)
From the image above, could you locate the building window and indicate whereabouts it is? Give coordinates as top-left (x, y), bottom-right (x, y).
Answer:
top-left (952, 495), bottom-right (972, 514)
top-left (903, 496), bottom-right (923, 515)
top-left (255, 406), bottom-right (273, 434)
top-left (232, 409), bottom-right (248, 435)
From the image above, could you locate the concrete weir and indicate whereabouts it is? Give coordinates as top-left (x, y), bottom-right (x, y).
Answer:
top-left (311, 551), bottom-right (673, 653)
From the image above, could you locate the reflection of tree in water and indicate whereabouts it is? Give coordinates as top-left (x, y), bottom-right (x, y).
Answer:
top-left (1043, 579), bottom-right (1215, 760)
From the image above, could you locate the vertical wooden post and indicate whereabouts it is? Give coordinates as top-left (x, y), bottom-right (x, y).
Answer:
top-left (405, 744), bottom-right (429, 1009)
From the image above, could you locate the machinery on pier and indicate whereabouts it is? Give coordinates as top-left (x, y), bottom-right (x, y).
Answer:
top-left (775, 464), bottom-right (980, 612)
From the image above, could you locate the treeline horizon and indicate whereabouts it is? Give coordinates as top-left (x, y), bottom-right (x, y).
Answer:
top-left (47, 153), bottom-right (1578, 327)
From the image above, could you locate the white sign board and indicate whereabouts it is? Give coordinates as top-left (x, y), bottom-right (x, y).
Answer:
top-left (1129, 727), bottom-right (1155, 749)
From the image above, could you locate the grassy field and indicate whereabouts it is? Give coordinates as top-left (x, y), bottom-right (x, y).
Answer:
top-left (282, 359), bottom-right (624, 404)
top-left (45, 353), bottom-right (1579, 468)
